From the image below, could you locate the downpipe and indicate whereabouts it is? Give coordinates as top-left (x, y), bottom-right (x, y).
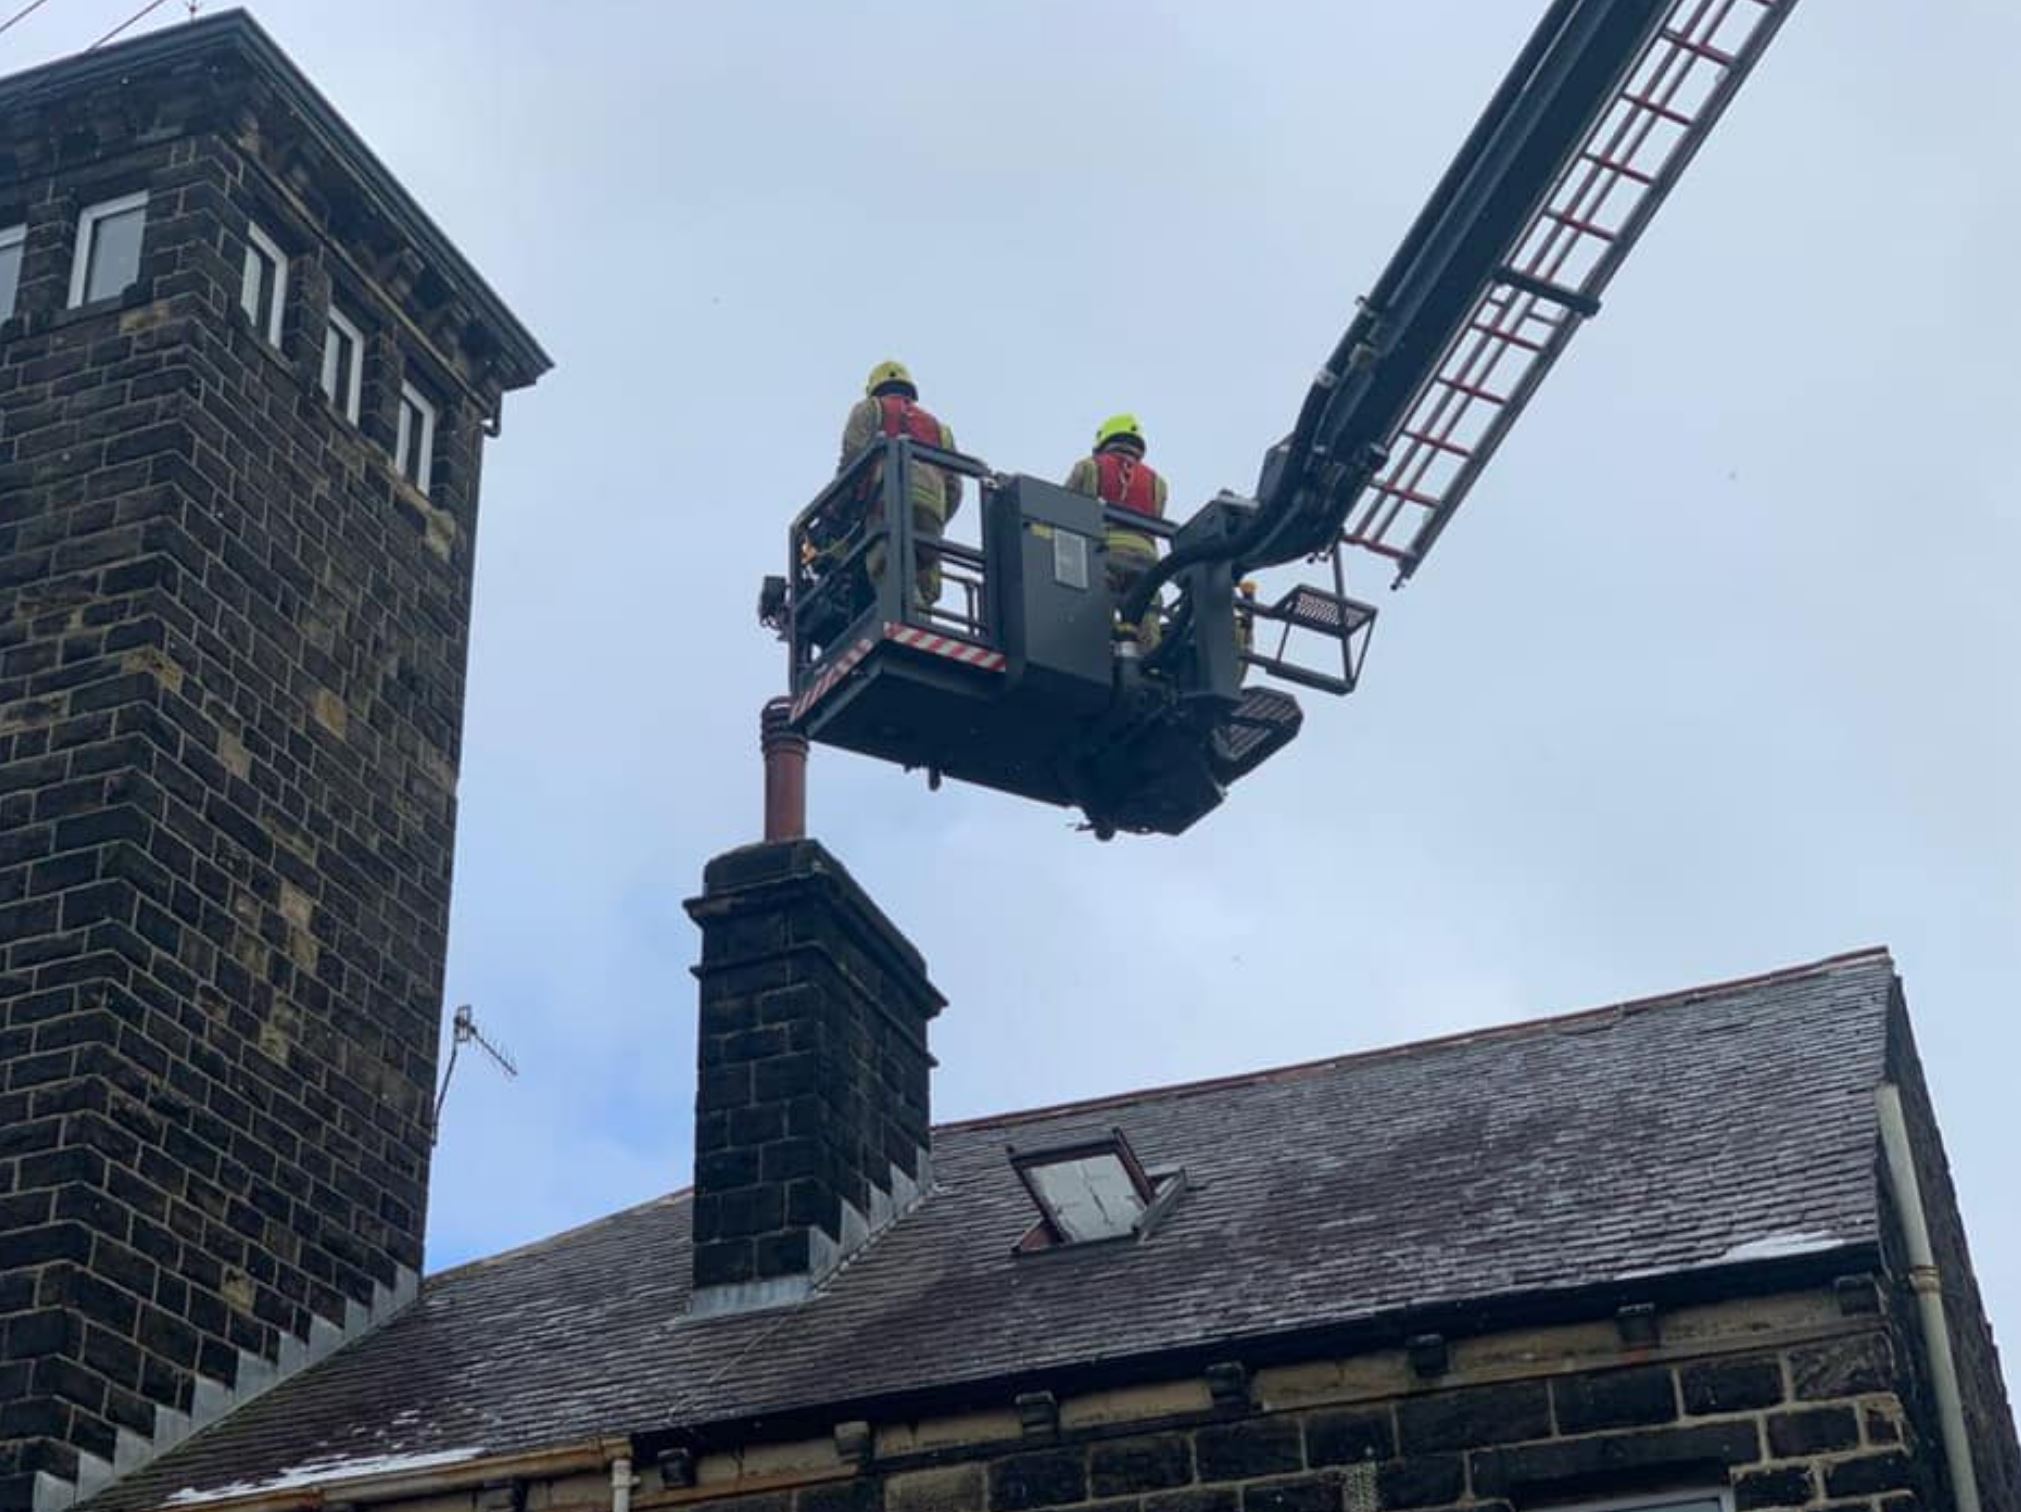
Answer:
top-left (610, 1456), bottom-right (634, 1512)
top-left (1875, 1084), bottom-right (1982, 1512)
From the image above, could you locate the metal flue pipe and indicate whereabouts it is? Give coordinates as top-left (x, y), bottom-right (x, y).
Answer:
top-left (760, 697), bottom-right (808, 842)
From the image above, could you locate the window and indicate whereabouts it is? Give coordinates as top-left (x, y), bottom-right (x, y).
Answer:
top-left (394, 381), bottom-right (437, 494)
top-left (68, 192), bottom-right (147, 307)
top-left (321, 306), bottom-right (364, 424)
top-left (1009, 1127), bottom-right (1185, 1250)
top-left (1545, 1493), bottom-right (1730, 1512)
top-left (239, 220), bottom-right (287, 347)
top-left (0, 223), bottom-right (23, 320)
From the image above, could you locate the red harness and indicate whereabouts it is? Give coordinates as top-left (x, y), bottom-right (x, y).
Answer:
top-left (878, 394), bottom-right (943, 447)
top-left (1095, 449), bottom-right (1161, 518)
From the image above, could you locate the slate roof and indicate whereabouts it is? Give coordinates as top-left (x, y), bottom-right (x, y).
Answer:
top-left (94, 948), bottom-right (1897, 1510)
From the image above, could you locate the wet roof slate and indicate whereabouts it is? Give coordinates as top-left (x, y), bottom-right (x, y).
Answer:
top-left (92, 949), bottom-right (1896, 1510)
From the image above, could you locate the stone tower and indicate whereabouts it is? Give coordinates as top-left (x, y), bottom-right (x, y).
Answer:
top-left (0, 17), bottom-right (547, 1511)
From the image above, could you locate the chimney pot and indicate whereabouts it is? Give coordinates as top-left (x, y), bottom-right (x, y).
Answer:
top-left (760, 697), bottom-right (807, 843)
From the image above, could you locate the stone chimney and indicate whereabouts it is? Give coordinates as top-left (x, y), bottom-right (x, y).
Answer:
top-left (683, 841), bottom-right (942, 1315)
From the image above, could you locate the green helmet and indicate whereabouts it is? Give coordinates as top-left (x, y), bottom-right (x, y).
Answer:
top-left (1094, 412), bottom-right (1145, 451)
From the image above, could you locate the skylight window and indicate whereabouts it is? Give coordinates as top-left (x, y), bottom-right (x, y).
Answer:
top-left (1010, 1128), bottom-right (1184, 1251)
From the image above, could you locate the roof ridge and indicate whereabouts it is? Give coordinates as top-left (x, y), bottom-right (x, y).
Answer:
top-left (935, 945), bottom-right (1895, 1135)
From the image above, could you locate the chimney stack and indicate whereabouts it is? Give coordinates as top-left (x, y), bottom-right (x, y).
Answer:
top-left (684, 841), bottom-right (942, 1315)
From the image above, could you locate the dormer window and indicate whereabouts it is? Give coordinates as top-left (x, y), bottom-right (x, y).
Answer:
top-left (240, 220), bottom-right (287, 347)
top-left (69, 192), bottom-right (147, 307)
top-left (0, 223), bottom-right (23, 319)
top-left (395, 381), bottom-right (437, 495)
top-left (1010, 1127), bottom-right (1185, 1251)
top-left (322, 306), bottom-right (364, 424)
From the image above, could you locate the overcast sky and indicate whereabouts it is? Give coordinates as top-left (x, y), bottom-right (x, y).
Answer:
top-left (13, 0), bottom-right (2015, 1397)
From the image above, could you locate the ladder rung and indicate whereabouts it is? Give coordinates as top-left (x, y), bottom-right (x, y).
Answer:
top-left (1581, 149), bottom-right (1655, 187)
top-left (1467, 320), bottom-right (1547, 353)
top-left (1619, 91), bottom-right (1696, 129)
top-left (1343, 533), bottom-right (1414, 563)
top-left (1399, 429), bottom-right (1471, 459)
top-left (1660, 27), bottom-right (1736, 67)
top-left (1494, 265), bottom-right (1602, 318)
top-left (1367, 479), bottom-right (1440, 508)
top-left (1540, 207), bottom-right (1620, 242)
top-left (1433, 376), bottom-right (1510, 404)
top-left (1484, 290), bottom-right (1565, 330)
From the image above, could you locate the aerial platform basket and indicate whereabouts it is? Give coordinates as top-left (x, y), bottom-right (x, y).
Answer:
top-left (762, 438), bottom-right (1371, 836)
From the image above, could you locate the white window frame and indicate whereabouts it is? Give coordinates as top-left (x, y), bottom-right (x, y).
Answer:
top-left (0, 222), bottom-right (24, 319)
top-left (321, 306), bottom-right (364, 425)
top-left (67, 191), bottom-right (148, 308)
top-left (1544, 1491), bottom-right (1733, 1512)
top-left (395, 381), bottom-right (437, 496)
top-left (239, 220), bottom-right (288, 348)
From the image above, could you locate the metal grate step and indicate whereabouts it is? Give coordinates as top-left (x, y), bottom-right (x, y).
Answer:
top-left (1210, 687), bottom-right (1304, 779)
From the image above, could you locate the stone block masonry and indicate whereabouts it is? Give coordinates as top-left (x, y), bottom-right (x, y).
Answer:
top-left (660, 1329), bottom-right (1945, 1512)
top-left (0, 16), bottom-right (546, 1512)
top-left (686, 840), bottom-right (945, 1316)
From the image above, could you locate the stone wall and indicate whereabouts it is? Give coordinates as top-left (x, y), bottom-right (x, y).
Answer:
top-left (0, 27), bottom-right (539, 1509)
top-left (686, 841), bottom-right (943, 1314)
top-left (660, 1330), bottom-right (1937, 1512)
top-left (1883, 990), bottom-right (2021, 1504)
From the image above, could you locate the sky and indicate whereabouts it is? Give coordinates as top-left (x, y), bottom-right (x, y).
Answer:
top-left (10, 0), bottom-right (2015, 1396)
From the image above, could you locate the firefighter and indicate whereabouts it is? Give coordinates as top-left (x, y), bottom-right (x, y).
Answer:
top-left (1065, 413), bottom-right (1167, 653)
top-left (836, 360), bottom-right (962, 606)
top-left (1236, 578), bottom-right (1260, 676)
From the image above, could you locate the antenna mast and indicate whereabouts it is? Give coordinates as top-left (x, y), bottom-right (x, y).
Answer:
top-left (432, 1003), bottom-right (519, 1144)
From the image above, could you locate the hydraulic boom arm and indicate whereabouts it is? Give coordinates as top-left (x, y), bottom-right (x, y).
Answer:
top-left (773, 0), bottom-right (1804, 840)
top-left (1128, 0), bottom-right (1796, 617)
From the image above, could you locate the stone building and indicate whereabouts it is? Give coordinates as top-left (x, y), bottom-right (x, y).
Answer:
top-left (0, 12), bottom-right (546, 1512)
top-left (50, 849), bottom-right (2021, 1512)
top-left (2, 17), bottom-right (2015, 1512)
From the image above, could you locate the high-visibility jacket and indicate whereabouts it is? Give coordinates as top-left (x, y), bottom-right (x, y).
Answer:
top-left (1065, 447), bottom-right (1168, 563)
top-left (839, 395), bottom-right (962, 520)
top-left (1094, 450), bottom-right (1162, 518)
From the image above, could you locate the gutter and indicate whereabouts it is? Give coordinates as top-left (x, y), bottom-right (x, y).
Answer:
top-left (1876, 1083), bottom-right (1983, 1512)
top-left (150, 1439), bottom-right (631, 1512)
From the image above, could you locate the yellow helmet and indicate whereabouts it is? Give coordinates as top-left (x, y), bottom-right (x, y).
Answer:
top-left (865, 360), bottom-right (916, 397)
top-left (1094, 412), bottom-right (1145, 451)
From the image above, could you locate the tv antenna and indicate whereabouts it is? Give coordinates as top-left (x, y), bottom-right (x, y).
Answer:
top-left (432, 1003), bottom-right (518, 1144)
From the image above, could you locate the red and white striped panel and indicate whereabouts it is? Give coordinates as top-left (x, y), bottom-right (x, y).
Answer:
top-left (790, 624), bottom-right (1007, 723)
top-left (790, 636), bottom-right (876, 723)
top-left (884, 623), bottom-right (1008, 670)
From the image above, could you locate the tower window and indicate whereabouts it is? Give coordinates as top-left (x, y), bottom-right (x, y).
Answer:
top-left (395, 381), bottom-right (437, 495)
top-left (69, 192), bottom-right (147, 307)
top-left (322, 306), bottom-right (364, 424)
top-left (240, 220), bottom-right (287, 348)
top-left (0, 223), bottom-right (22, 319)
